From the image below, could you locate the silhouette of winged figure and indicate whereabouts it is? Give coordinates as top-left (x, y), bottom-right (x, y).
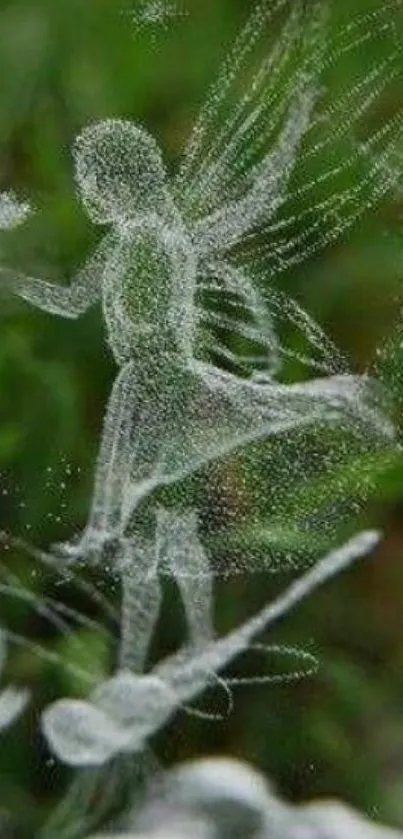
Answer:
top-left (1, 1), bottom-right (399, 654)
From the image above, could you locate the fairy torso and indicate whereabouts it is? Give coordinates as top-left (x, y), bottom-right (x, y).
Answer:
top-left (102, 214), bottom-right (197, 370)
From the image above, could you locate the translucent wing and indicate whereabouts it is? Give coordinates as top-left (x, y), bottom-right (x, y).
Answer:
top-left (194, 260), bottom-right (347, 379)
top-left (239, 9), bottom-right (403, 279)
top-left (194, 259), bottom-right (282, 379)
top-left (176, 1), bottom-right (403, 267)
top-left (175, 0), bottom-right (325, 230)
top-left (175, 1), bottom-right (403, 380)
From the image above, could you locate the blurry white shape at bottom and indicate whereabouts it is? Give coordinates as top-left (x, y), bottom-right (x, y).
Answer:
top-left (88, 758), bottom-right (403, 839)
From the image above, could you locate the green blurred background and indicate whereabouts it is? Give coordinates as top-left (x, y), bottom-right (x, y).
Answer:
top-left (1, 0), bottom-right (403, 835)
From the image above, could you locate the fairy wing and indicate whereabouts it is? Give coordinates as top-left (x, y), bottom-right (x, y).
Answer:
top-left (193, 259), bottom-right (348, 379)
top-left (172, 0), bottom-right (337, 376)
top-left (174, 0), bottom-right (324, 227)
top-left (173, 1), bottom-right (403, 376)
top-left (175, 0), bottom-right (403, 267)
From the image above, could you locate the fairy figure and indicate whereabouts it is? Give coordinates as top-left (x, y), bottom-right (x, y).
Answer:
top-left (1, 2), bottom-right (399, 652)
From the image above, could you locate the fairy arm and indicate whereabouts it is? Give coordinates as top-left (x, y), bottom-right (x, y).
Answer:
top-left (0, 232), bottom-right (115, 319)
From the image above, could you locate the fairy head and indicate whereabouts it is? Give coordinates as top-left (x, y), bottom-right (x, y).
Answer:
top-left (73, 119), bottom-right (169, 225)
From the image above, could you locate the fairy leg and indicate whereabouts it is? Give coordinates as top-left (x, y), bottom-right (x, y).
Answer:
top-left (118, 534), bottom-right (162, 673)
top-left (58, 360), bottom-right (137, 562)
top-left (89, 361), bottom-right (138, 539)
top-left (156, 507), bottom-right (214, 648)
